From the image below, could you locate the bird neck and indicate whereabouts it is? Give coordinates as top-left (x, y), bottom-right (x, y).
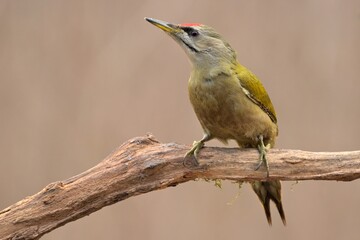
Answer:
top-left (190, 57), bottom-right (237, 80)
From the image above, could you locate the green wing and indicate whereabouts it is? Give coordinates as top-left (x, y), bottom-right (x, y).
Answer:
top-left (234, 63), bottom-right (277, 123)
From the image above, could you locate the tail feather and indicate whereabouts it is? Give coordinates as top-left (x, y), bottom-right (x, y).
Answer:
top-left (251, 180), bottom-right (286, 226)
top-left (275, 200), bottom-right (286, 225)
top-left (264, 196), bottom-right (272, 225)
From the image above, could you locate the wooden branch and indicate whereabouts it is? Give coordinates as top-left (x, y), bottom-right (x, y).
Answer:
top-left (1, 135), bottom-right (360, 239)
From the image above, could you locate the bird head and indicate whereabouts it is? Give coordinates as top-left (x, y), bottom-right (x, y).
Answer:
top-left (145, 17), bottom-right (236, 70)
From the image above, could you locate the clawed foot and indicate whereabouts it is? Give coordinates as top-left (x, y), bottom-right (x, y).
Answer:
top-left (183, 140), bottom-right (204, 166)
top-left (255, 135), bottom-right (270, 177)
top-left (183, 133), bottom-right (212, 167)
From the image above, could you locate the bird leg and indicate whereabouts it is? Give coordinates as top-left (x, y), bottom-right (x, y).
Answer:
top-left (184, 133), bottom-right (212, 166)
top-left (255, 135), bottom-right (270, 177)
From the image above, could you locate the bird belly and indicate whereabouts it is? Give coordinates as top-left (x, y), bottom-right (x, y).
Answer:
top-left (188, 74), bottom-right (277, 147)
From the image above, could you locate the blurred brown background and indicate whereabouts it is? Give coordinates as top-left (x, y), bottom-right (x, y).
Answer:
top-left (1, 0), bottom-right (360, 239)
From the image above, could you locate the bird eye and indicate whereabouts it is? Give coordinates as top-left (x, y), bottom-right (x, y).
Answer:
top-left (182, 27), bottom-right (199, 37)
top-left (189, 30), bottom-right (199, 37)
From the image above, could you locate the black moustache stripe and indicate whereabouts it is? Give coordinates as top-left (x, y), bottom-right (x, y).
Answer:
top-left (181, 39), bottom-right (198, 53)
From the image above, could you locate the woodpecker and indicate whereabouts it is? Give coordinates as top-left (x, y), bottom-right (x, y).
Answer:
top-left (145, 17), bottom-right (286, 225)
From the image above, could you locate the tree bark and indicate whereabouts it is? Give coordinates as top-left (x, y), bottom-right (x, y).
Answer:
top-left (1, 135), bottom-right (359, 239)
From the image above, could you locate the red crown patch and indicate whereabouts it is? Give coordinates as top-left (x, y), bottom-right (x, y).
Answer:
top-left (179, 23), bottom-right (201, 27)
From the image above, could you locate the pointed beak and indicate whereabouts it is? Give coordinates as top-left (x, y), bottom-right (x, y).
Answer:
top-left (145, 17), bottom-right (179, 33)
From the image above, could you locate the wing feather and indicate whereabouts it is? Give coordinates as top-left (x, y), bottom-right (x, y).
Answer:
top-left (234, 63), bottom-right (277, 124)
